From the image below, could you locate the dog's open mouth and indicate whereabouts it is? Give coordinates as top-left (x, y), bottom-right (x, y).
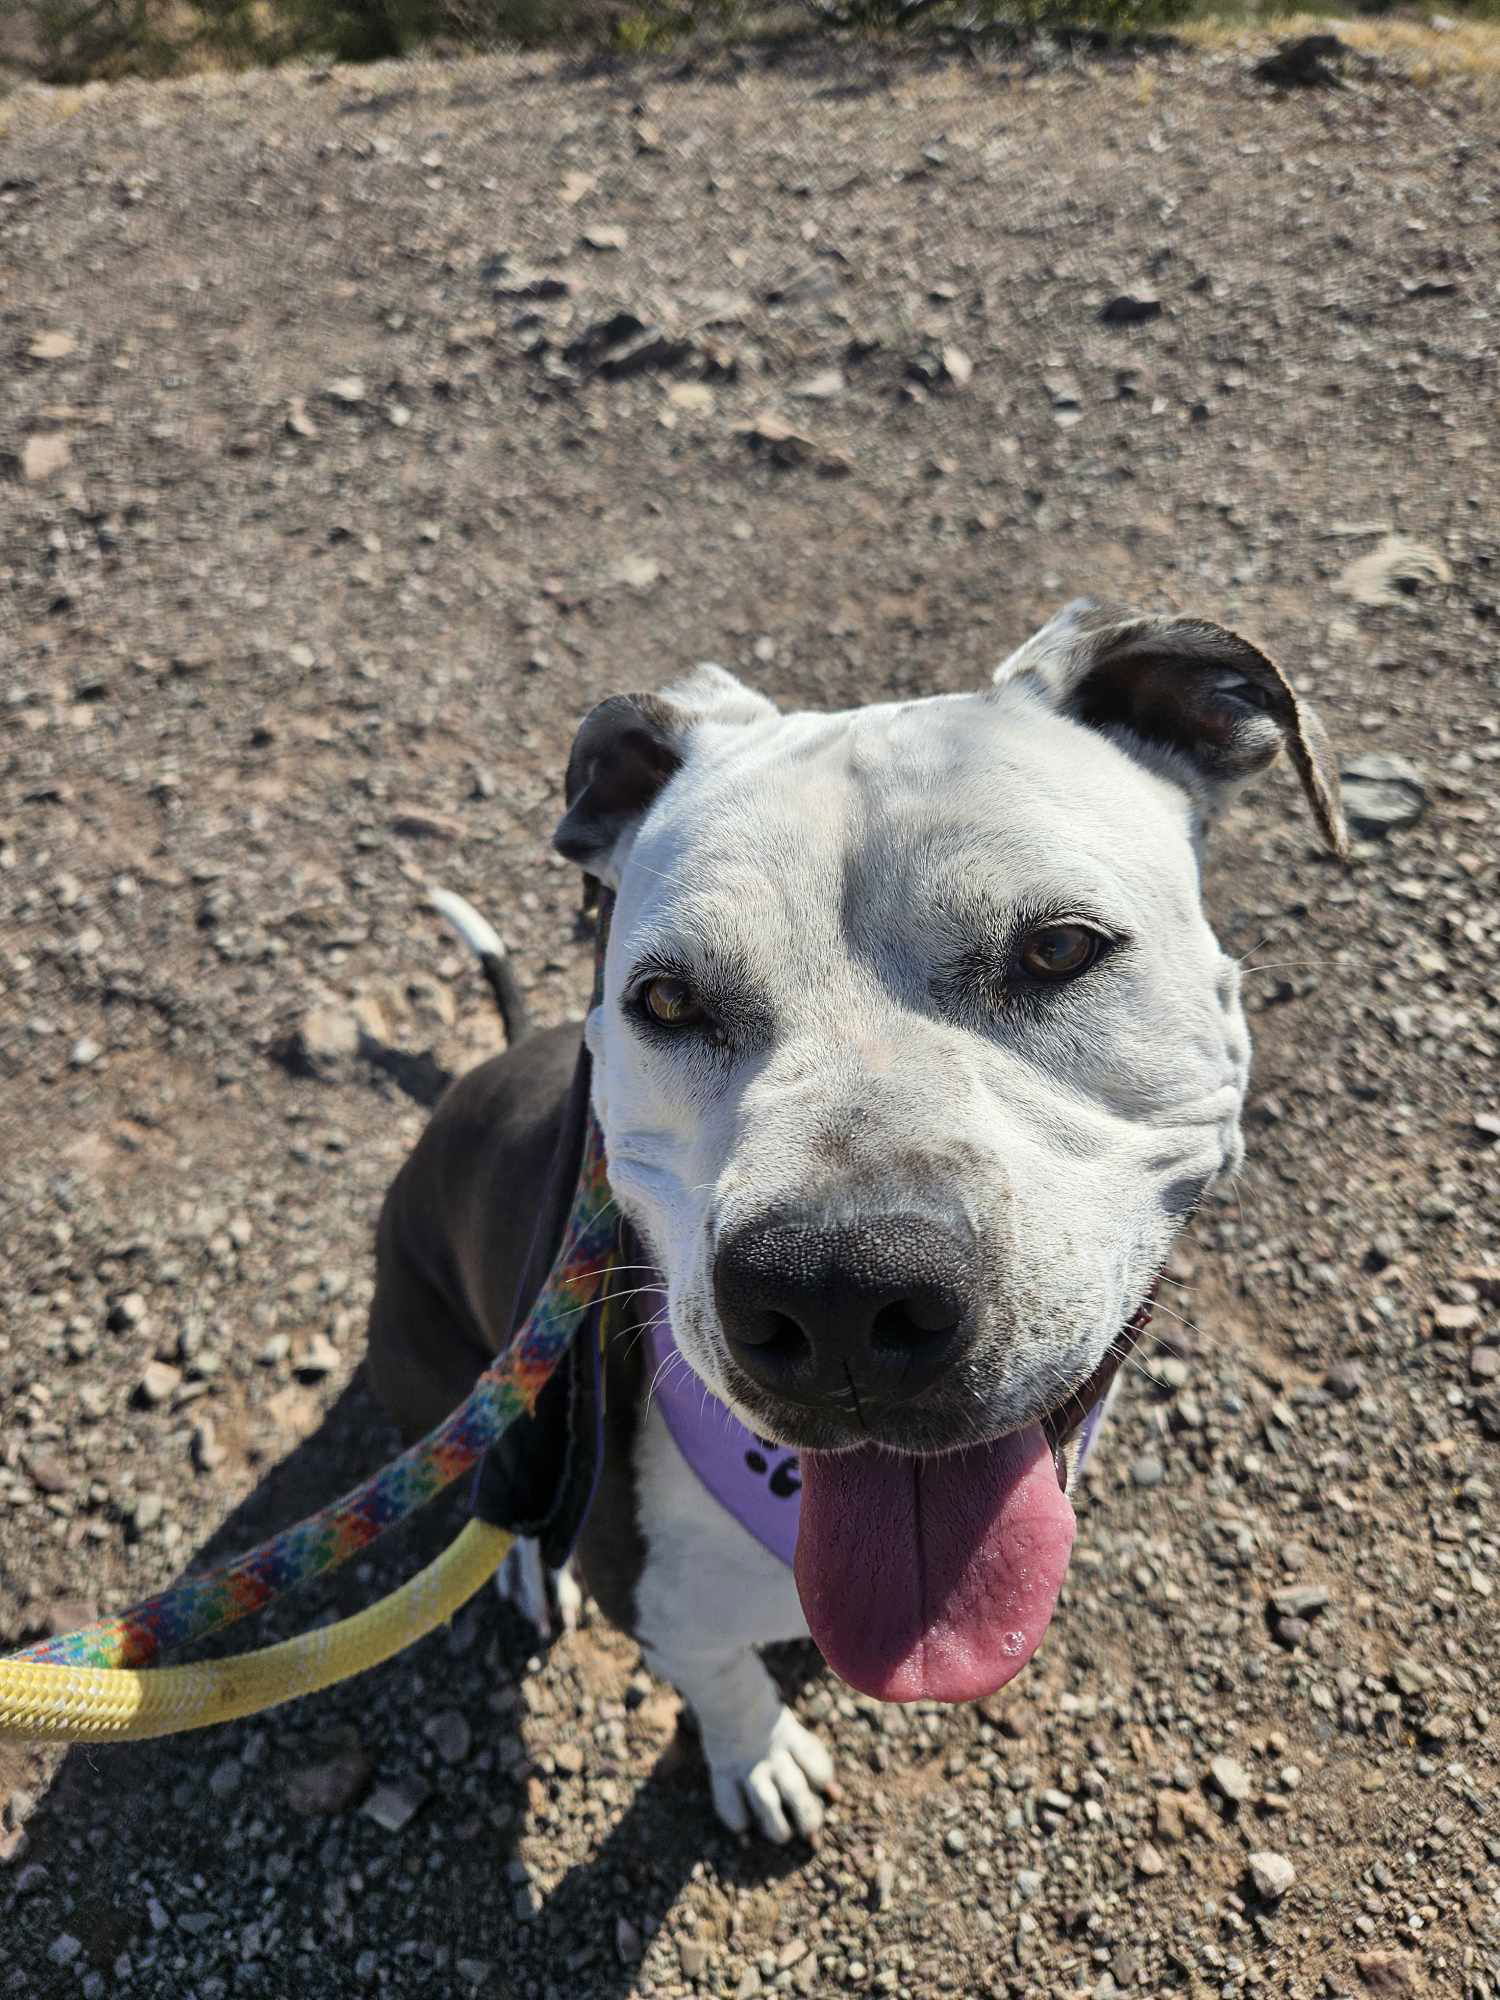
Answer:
top-left (793, 1296), bottom-right (1153, 1704)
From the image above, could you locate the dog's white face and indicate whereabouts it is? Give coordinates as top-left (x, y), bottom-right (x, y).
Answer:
top-left (558, 602), bottom-right (1345, 1701)
top-left (590, 683), bottom-right (1245, 1452)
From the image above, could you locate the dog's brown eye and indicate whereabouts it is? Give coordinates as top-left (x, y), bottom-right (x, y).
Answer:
top-left (642, 975), bottom-right (704, 1027)
top-left (1018, 924), bottom-right (1103, 982)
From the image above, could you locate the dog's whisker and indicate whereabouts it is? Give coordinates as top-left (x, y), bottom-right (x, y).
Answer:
top-left (1236, 960), bottom-right (1325, 977)
top-left (1150, 1299), bottom-right (1213, 1350)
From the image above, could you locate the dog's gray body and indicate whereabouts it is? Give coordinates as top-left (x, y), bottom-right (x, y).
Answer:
top-left (367, 602), bottom-right (1345, 1842)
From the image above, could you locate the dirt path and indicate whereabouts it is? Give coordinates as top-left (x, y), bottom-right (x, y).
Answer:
top-left (1, 37), bottom-right (1497, 2000)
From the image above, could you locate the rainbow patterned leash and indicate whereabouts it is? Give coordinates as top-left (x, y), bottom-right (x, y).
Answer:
top-left (15, 1121), bottom-right (617, 1672)
top-left (15, 890), bottom-right (618, 1676)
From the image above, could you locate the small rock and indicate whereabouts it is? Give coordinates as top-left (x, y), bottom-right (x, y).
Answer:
top-left (581, 224), bottom-right (628, 252)
top-left (25, 1452), bottom-right (71, 1496)
top-left (553, 1740), bottom-right (585, 1775)
top-left (1270, 1584), bottom-right (1331, 1619)
top-left (361, 1777), bottom-right (431, 1833)
top-left (457, 1962), bottom-right (492, 1989)
top-left (135, 1362), bottom-right (181, 1408)
top-left (1470, 1346), bottom-right (1499, 1382)
top-left (1134, 1842), bottom-right (1167, 1876)
top-left (192, 1418), bottom-right (226, 1472)
top-left (1324, 1361), bottom-right (1365, 1399)
top-left (284, 1006), bottom-right (359, 1077)
top-left (324, 377), bottom-right (367, 405)
top-left (615, 1917), bottom-right (643, 1964)
top-left (1099, 294), bottom-right (1162, 327)
top-left (283, 1729), bottom-right (373, 1814)
top-left (29, 330), bottom-right (78, 361)
top-left (21, 433), bottom-right (72, 482)
top-left (1130, 1453), bottom-right (1165, 1489)
top-left (130, 1492), bottom-right (165, 1535)
top-left (108, 1292), bottom-right (148, 1331)
top-left (493, 266), bottom-right (573, 301)
top-left (1340, 753), bottom-right (1429, 838)
top-left (609, 554), bottom-right (660, 592)
top-left (423, 1710), bottom-right (472, 1765)
top-left (292, 1332), bottom-right (340, 1381)
top-left (47, 1936), bottom-right (82, 1969)
top-left (789, 368), bottom-right (844, 401)
top-left (667, 382), bottom-right (715, 413)
top-left (1247, 1850), bottom-right (1296, 1900)
top-left (1389, 1656), bottom-right (1435, 1696)
top-left (679, 1937), bottom-right (710, 1979)
top-left (69, 1036), bottom-right (101, 1068)
top-left (1208, 1754), bottom-right (1253, 1803)
top-left (285, 398), bottom-right (319, 439)
top-left (208, 1756), bottom-right (242, 1801)
top-left (1433, 1301), bottom-right (1479, 1334)
top-left (940, 345), bottom-right (973, 388)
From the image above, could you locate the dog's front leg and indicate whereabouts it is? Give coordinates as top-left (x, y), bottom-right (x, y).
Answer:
top-left (642, 1634), bottom-right (833, 1844)
top-left (496, 1538), bottom-right (583, 1641)
top-left (630, 1404), bottom-right (835, 1842)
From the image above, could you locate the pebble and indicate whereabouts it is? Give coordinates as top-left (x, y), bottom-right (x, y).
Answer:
top-left (1339, 752), bottom-right (1428, 837)
top-left (207, 1756), bottom-right (242, 1801)
top-left (679, 1937), bottom-right (710, 1978)
top-left (1134, 1842), bottom-right (1167, 1876)
top-left (1246, 1850), bottom-right (1296, 1900)
top-left (1471, 1346), bottom-right (1499, 1382)
top-left (136, 1362), bottom-right (181, 1407)
top-left (615, 1916), bottom-right (643, 1963)
top-left (361, 1777), bottom-right (431, 1833)
top-left (423, 1710), bottom-right (472, 1765)
top-left (1208, 1754), bottom-right (1253, 1803)
top-left (1130, 1453), bottom-right (1166, 1488)
top-left (292, 1331), bottom-right (341, 1380)
top-left (1270, 1584), bottom-right (1331, 1619)
top-left (1324, 1360), bottom-right (1365, 1399)
top-left (48, 1936), bottom-right (82, 1967)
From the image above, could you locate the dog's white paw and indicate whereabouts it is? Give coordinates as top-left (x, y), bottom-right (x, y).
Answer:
top-left (495, 1538), bottom-right (581, 1640)
top-left (706, 1708), bottom-right (835, 1844)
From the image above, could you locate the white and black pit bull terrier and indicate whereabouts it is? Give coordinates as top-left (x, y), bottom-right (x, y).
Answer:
top-left (366, 600), bottom-right (1347, 1844)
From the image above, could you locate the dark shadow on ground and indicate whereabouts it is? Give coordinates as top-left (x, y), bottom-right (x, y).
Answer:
top-left (15, 1369), bottom-right (832, 1998)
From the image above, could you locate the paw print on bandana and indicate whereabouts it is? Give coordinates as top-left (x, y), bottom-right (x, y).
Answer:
top-left (744, 1437), bottom-right (802, 1500)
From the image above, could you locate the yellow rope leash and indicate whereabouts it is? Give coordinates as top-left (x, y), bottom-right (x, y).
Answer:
top-left (0, 1521), bottom-right (511, 1744)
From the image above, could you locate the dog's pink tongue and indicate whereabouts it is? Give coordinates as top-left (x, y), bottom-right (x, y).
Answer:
top-left (794, 1427), bottom-right (1074, 1703)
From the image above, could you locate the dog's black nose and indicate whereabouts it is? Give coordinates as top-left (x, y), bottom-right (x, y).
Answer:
top-left (714, 1209), bottom-right (974, 1411)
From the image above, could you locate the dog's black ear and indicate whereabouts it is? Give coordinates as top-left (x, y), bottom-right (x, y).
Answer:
top-left (553, 664), bottom-right (777, 879)
top-left (995, 599), bottom-right (1348, 858)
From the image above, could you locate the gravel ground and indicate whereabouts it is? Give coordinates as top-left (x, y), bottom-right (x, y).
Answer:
top-left (1, 34), bottom-right (1498, 2000)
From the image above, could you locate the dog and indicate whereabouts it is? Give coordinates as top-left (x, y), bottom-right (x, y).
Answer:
top-left (366, 600), bottom-right (1346, 1843)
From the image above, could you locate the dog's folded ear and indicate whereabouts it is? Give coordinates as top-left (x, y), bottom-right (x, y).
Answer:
top-left (553, 663), bottom-right (777, 879)
top-left (994, 599), bottom-right (1348, 858)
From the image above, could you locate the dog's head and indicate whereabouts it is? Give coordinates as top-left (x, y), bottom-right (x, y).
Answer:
top-left (555, 601), bottom-right (1345, 1702)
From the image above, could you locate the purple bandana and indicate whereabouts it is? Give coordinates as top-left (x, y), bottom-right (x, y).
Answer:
top-left (646, 1307), bottom-right (1110, 1571)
